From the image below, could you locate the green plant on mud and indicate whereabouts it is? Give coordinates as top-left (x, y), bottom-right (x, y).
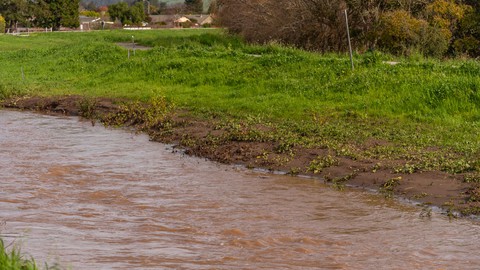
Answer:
top-left (463, 169), bottom-right (480, 207)
top-left (419, 205), bottom-right (432, 218)
top-left (442, 201), bottom-right (459, 220)
top-left (466, 187), bottom-right (480, 203)
top-left (380, 177), bottom-right (402, 199)
top-left (464, 172), bottom-right (480, 183)
top-left (324, 171), bottom-right (358, 191)
top-left (461, 206), bottom-right (480, 216)
top-left (78, 97), bottom-right (97, 119)
top-left (214, 116), bottom-right (275, 143)
top-left (394, 163), bottom-right (419, 174)
top-left (102, 95), bottom-right (174, 133)
top-left (306, 155), bottom-right (339, 174)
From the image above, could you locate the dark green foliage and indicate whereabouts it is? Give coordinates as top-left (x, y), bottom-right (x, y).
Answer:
top-left (40, 0), bottom-right (80, 29)
top-left (108, 1), bottom-right (129, 24)
top-left (454, 8), bottom-right (480, 57)
top-left (109, 1), bottom-right (146, 25)
top-left (0, 0), bottom-right (80, 30)
top-left (0, 0), bottom-right (32, 30)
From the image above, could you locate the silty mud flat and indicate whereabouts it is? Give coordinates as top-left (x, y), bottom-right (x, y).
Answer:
top-left (2, 95), bottom-right (478, 216)
top-left (1, 110), bottom-right (480, 269)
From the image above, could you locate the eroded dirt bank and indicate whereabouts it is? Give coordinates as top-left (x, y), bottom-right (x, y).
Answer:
top-left (2, 95), bottom-right (479, 217)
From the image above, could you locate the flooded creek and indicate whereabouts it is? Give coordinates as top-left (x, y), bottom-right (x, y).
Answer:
top-left (1, 110), bottom-right (480, 269)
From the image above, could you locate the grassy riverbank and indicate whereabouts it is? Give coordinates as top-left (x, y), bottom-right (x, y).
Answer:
top-left (1, 29), bottom-right (480, 215)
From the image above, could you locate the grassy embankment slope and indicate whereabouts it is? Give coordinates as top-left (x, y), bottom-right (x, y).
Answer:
top-left (1, 29), bottom-right (479, 214)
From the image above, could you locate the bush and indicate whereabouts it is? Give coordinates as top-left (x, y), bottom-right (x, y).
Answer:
top-left (377, 10), bottom-right (449, 57)
top-left (455, 10), bottom-right (480, 57)
top-left (181, 21), bottom-right (193, 28)
top-left (0, 15), bottom-right (5, 34)
top-left (453, 36), bottom-right (480, 57)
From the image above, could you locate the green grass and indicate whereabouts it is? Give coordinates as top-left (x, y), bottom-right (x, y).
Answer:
top-left (0, 29), bottom-right (479, 170)
top-left (0, 238), bottom-right (38, 270)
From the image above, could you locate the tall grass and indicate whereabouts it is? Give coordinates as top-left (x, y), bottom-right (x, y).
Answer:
top-left (0, 29), bottom-right (479, 154)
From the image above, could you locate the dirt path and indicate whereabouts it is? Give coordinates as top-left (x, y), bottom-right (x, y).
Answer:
top-left (2, 95), bottom-right (478, 217)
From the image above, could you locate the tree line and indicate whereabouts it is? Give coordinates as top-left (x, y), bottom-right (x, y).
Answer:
top-left (0, 0), bottom-right (80, 31)
top-left (216, 0), bottom-right (480, 57)
top-left (0, 0), bottom-right (207, 32)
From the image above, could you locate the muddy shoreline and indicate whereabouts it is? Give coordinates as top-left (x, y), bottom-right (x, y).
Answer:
top-left (2, 95), bottom-right (479, 217)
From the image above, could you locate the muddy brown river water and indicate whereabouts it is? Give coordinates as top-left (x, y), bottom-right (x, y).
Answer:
top-left (1, 110), bottom-right (480, 270)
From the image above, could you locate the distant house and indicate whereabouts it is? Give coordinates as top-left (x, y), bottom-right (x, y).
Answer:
top-left (79, 16), bottom-right (101, 31)
top-left (149, 15), bottom-right (179, 28)
top-left (185, 14), bottom-right (213, 27)
top-left (149, 14), bottom-right (213, 28)
top-left (174, 16), bottom-right (191, 27)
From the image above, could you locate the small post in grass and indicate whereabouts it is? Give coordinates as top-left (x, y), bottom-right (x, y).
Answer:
top-left (132, 35), bottom-right (136, 56)
top-left (344, 9), bottom-right (354, 71)
top-left (21, 67), bottom-right (25, 81)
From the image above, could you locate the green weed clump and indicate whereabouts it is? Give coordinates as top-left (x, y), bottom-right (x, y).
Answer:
top-left (380, 177), bottom-right (402, 199)
top-left (0, 238), bottom-right (37, 270)
top-left (307, 155), bottom-right (339, 174)
top-left (102, 94), bottom-right (175, 133)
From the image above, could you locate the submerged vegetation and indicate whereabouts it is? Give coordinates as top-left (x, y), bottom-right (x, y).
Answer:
top-left (0, 29), bottom-right (480, 214)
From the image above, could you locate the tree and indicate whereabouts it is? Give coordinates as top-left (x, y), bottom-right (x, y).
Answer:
top-left (109, 1), bottom-right (145, 25)
top-left (130, 1), bottom-right (146, 24)
top-left (108, 1), bottom-right (129, 24)
top-left (0, 0), bottom-right (32, 31)
top-left (34, 0), bottom-right (80, 30)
